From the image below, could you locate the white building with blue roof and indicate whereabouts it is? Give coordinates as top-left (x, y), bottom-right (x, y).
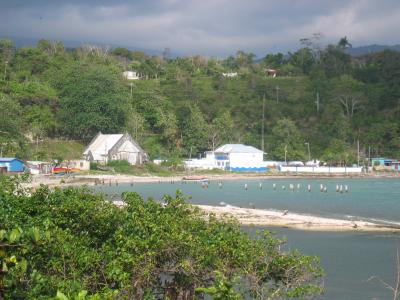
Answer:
top-left (185, 144), bottom-right (268, 172)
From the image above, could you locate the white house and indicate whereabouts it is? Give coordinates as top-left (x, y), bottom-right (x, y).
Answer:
top-left (185, 144), bottom-right (268, 172)
top-left (82, 132), bottom-right (148, 165)
top-left (122, 71), bottom-right (140, 80)
top-left (222, 72), bottom-right (238, 78)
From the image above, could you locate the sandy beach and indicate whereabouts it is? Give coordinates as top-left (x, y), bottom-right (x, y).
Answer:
top-left (197, 205), bottom-right (400, 232)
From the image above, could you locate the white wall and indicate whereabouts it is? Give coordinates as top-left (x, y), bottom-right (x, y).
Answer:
top-left (229, 152), bottom-right (264, 168)
top-left (279, 166), bottom-right (363, 173)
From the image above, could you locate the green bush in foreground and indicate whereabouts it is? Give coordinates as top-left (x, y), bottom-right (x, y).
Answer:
top-left (0, 175), bottom-right (323, 299)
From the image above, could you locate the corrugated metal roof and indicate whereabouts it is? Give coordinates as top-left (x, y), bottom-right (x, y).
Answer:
top-left (83, 134), bottom-right (123, 160)
top-left (214, 144), bottom-right (263, 154)
top-left (0, 157), bottom-right (23, 162)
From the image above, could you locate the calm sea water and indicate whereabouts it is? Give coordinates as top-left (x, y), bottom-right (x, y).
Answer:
top-left (94, 178), bottom-right (400, 299)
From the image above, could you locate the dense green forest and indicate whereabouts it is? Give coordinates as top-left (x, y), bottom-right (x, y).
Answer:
top-left (1, 37), bottom-right (399, 164)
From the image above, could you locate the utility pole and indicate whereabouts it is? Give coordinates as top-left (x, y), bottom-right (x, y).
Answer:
top-left (315, 91), bottom-right (320, 114)
top-left (261, 93), bottom-right (265, 152)
top-left (284, 145), bottom-right (287, 165)
top-left (368, 146), bottom-right (371, 172)
top-left (305, 142), bottom-right (311, 161)
top-left (275, 86), bottom-right (280, 103)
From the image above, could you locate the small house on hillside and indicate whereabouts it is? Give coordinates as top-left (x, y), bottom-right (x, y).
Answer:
top-left (266, 68), bottom-right (277, 77)
top-left (0, 158), bottom-right (25, 173)
top-left (82, 132), bottom-right (148, 165)
top-left (123, 71), bottom-right (141, 80)
top-left (222, 72), bottom-right (238, 78)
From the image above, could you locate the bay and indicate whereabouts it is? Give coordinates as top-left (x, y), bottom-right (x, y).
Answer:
top-left (94, 178), bottom-right (400, 299)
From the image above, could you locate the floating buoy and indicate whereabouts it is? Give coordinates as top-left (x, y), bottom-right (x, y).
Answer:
top-left (244, 183), bottom-right (248, 191)
top-left (323, 186), bottom-right (327, 193)
top-left (345, 185), bottom-right (349, 193)
top-left (218, 182), bottom-right (223, 189)
top-left (297, 183), bottom-right (301, 189)
top-left (273, 183), bottom-right (276, 190)
top-left (336, 184), bottom-right (339, 192)
top-left (282, 185), bottom-right (286, 190)
top-left (289, 184), bottom-right (294, 191)
top-left (307, 184), bottom-right (311, 192)
top-left (259, 182), bottom-right (263, 189)
top-left (339, 185), bottom-right (343, 193)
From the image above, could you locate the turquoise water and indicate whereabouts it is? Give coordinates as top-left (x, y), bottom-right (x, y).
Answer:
top-left (95, 178), bottom-right (400, 224)
top-left (93, 178), bottom-right (400, 299)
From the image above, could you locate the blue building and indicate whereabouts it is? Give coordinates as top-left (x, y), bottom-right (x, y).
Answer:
top-left (0, 158), bottom-right (25, 173)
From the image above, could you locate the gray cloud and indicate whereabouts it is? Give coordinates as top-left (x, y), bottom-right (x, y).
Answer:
top-left (1, 0), bottom-right (400, 57)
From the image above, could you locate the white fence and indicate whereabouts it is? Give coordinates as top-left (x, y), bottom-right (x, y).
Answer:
top-left (279, 166), bottom-right (363, 174)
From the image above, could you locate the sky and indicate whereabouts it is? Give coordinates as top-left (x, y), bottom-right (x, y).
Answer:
top-left (1, 0), bottom-right (400, 57)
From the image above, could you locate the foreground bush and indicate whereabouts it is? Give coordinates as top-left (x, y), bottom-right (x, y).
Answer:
top-left (0, 175), bottom-right (323, 299)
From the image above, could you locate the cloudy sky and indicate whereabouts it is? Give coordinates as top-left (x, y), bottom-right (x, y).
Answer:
top-left (1, 0), bottom-right (400, 57)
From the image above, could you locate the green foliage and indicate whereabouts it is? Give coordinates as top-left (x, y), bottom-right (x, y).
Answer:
top-left (268, 118), bottom-right (307, 161)
top-left (56, 63), bottom-right (128, 140)
top-left (1, 37), bottom-right (399, 161)
top-left (0, 175), bottom-right (323, 299)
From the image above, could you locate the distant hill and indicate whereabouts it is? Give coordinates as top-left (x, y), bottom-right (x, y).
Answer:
top-left (346, 44), bottom-right (400, 56)
top-left (4, 36), bottom-right (172, 57)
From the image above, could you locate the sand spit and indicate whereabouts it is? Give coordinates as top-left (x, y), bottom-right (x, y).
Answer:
top-left (197, 205), bottom-right (400, 232)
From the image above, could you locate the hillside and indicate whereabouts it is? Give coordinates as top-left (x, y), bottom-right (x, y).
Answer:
top-left (1, 38), bottom-right (400, 164)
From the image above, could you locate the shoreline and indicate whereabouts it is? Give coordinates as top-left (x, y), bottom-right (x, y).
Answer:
top-left (26, 172), bottom-right (400, 189)
top-left (24, 173), bottom-right (400, 232)
top-left (197, 205), bottom-right (400, 232)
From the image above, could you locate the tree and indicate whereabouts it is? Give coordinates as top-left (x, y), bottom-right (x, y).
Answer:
top-left (208, 111), bottom-right (235, 150)
top-left (268, 118), bottom-right (306, 161)
top-left (57, 63), bottom-right (128, 140)
top-left (124, 105), bottom-right (145, 143)
top-left (0, 95), bottom-right (25, 156)
top-left (263, 53), bottom-right (285, 69)
top-left (0, 176), bottom-right (324, 299)
top-left (288, 48), bottom-right (315, 75)
top-left (181, 105), bottom-right (210, 156)
top-left (330, 75), bottom-right (364, 119)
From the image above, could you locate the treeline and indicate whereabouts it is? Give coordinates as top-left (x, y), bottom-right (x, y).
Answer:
top-left (0, 37), bottom-right (399, 163)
